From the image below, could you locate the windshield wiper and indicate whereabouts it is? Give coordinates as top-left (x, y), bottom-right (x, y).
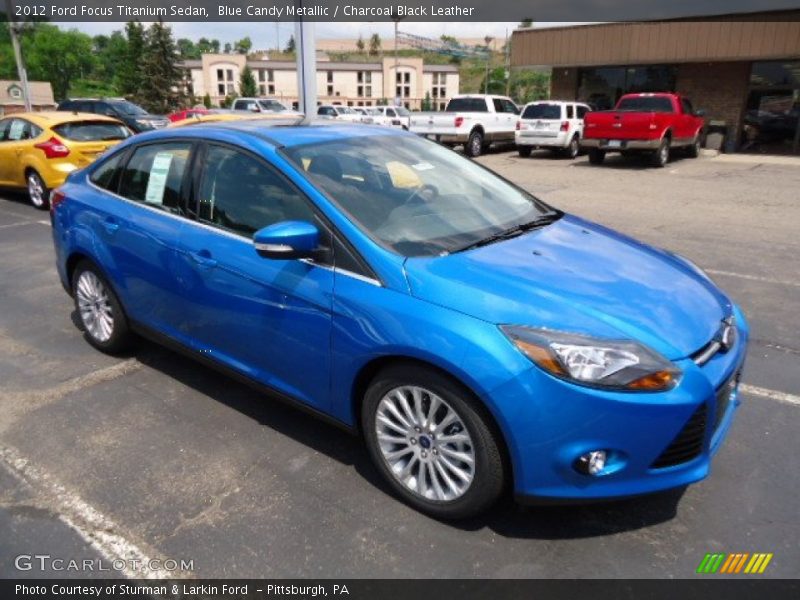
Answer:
top-left (454, 212), bottom-right (561, 253)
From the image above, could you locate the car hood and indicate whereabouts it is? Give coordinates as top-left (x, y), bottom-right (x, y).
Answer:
top-left (403, 215), bottom-right (732, 359)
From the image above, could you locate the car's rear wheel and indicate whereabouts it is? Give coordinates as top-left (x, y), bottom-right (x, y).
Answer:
top-left (27, 170), bottom-right (49, 210)
top-left (72, 261), bottom-right (131, 354)
top-left (517, 146), bottom-right (532, 158)
top-left (465, 130), bottom-right (484, 157)
top-left (362, 365), bottom-right (506, 519)
top-left (588, 148), bottom-right (605, 165)
top-left (564, 135), bottom-right (580, 159)
top-left (651, 137), bottom-right (670, 167)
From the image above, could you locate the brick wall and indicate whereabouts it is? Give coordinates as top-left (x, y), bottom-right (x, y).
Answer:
top-left (549, 67), bottom-right (579, 100)
top-left (675, 61), bottom-right (751, 143)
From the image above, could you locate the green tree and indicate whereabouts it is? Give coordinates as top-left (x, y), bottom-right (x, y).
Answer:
top-left (176, 37), bottom-right (199, 59)
top-left (284, 35), bottom-right (295, 53)
top-left (234, 36), bottom-right (252, 55)
top-left (520, 19), bottom-right (533, 28)
top-left (117, 21), bottom-right (146, 99)
top-left (421, 91), bottom-right (432, 111)
top-left (139, 20), bottom-right (186, 113)
top-left (202, 93), bottom-right (212, 109)
top-left (22, 24), bottom-right (95, 101)
top-left (93, 31), bottom-right (128, 83)
top-left (223, 42), bottom-right (232, 54)
top-left (368, 34), bottom-right (381, 56)
top-left (220, 92), bottom-right (237, 109)
top-left (355, 35), bottom-right (365, 53)
top-left (239, 65), bottom-right (257, 97)
top-left (196, 37), bottom-right (220, 54)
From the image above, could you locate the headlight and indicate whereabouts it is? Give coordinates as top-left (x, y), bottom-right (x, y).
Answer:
top-left (672, 252), bottom-right (715, 284)
top-left (500, 325), bottom-right (680, 392)
top-left (135, 119), bottom-right (155, 128)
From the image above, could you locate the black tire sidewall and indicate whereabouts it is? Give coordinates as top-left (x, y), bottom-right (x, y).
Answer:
top-left (362, 365), bottom-right (506, 520)
top-left (466, 131), bottom-right (483, 157)
top-left (518, 146), bottom-right (532, 158)
top-left (71, 261), bottom-right (131, 354)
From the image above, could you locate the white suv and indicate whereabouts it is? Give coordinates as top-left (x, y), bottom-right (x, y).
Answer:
top-left (515, 101), bottom-right (592, 159)
top-left (316, 105), bottom-right (363, 123)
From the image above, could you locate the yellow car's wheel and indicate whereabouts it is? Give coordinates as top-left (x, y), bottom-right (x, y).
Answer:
top-left (27, 170), bottom-right (49, 210)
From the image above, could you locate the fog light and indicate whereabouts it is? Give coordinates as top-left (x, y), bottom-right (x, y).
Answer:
top-left (575, 450), bottom-right (607, 476)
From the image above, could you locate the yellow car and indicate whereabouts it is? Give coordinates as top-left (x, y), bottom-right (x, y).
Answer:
top-left (0, 111), bottom-right (131, 210)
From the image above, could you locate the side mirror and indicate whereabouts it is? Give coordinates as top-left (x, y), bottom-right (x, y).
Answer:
top-left (253, 220), bottom-right (321, 260)
top-left (694, 109), bottom-right (707, 117)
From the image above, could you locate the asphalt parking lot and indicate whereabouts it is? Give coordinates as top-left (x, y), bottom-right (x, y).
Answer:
top-left (1, 149), bottom-right (798, 579)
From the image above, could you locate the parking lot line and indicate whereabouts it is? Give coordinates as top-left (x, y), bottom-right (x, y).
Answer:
top-left (741, 384), bottom-right (800, 407)
top-left (706, 269), bottom-right (800, 289)
top-left (0, 220), bottom-right (40, 230)
top-left (0, 445), bottom-right (173, 580)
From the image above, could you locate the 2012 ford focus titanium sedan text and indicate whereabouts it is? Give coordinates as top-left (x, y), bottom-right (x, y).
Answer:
top-left (50, 121), bottom-right (748, 519)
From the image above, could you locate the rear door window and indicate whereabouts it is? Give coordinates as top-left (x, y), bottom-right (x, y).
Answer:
top-left (566, 105), bottom-right (574, 119)
top-left (118, 142), bottom-right (192, 214)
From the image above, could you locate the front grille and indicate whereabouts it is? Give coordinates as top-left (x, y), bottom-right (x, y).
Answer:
top-left (651, 404), bottom-right (707, 469)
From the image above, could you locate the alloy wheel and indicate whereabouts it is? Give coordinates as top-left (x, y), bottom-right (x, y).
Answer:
top-left (375, 385), bottom-right (476, 502)
top-left (27, 173), bottom-right (46, 208)
top-left (75, 271), bottom-right (115, 343)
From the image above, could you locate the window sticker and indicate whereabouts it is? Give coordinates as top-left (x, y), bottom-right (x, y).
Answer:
top-left (144, 152), bottom-right (174, 205)
top-left (412, 162), bottom-right (435, 171)
top-left (8, 120), bottom-right (25, 141)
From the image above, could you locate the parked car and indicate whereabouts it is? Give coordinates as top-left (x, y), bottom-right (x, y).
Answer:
top-left (371, 105), bottom-right (411, 130)
top-left (316, 105), bottom-right (363, 122)
top-left (581, 92), bottom-right (706, 167)
top-left (0, 111), bottom-right (130, 209)
top-left (168, 108), bottom-right (210, 122)
top-left (409, 94), bottom-right (519, 157)
top-left (515, 101), bottom-right (592, 158)
top-left (58, 98), bottom-right (169, 134)
top-left (50, 121), bottom-right (748, 519)
top-left (231, 97), bottom-right (302, 117)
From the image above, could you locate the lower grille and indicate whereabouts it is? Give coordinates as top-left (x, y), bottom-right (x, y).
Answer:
top-left (651, 404), bottom-right (707, 469)
top-left (714, 373), bottom-right (738, 431)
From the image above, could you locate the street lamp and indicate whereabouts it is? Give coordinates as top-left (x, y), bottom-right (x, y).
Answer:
top-left (5, 0), bottom-right (32, 111)
top-left (391, 12), bottom-right (405, 106)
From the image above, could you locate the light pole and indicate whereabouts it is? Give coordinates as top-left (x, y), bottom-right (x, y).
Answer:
top-left (5, 0), bottom-right (32, 111)
top-left (391, 12), bottom-right (404, 106)
top-left (484, 36), bottom-right (493, 95)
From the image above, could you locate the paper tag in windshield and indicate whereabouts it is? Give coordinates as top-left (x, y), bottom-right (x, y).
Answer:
top-left (412, 162), bottom-right (435, 171)
top-left (144, 153), bottom-right (173, 205)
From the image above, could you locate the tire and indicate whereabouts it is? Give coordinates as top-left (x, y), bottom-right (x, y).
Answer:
top-left (71, 261), bottom-right (131, 354)
top-left (651, 136), bottom-right (670, 168)
top-left (465, 129), bottom-right (484, 157)
top-left (362, 364), bottom-right (506, 520)
top-left (27, 170), bottom-right (49, 210)
top-left (564, 135), bottom-right (580, 159)
top-left (517, 146), bottom-right (532, 158)
top-left (588, 148), bottom-right (606, 165)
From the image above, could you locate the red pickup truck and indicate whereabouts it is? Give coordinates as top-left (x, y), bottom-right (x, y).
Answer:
top-left (581, 93), bottom-right (705, 167)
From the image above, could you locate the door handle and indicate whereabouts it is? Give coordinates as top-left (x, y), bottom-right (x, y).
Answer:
top-left (102, 218), bottom-right (119, 234)
top-left (189, 250), bottom-right (217, 268)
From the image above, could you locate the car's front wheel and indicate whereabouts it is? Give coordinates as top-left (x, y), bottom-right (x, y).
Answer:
top-left (362, 365), bottom-right (506, 519)
top-left (27, 170), bottom-right (49, 210)
top-left (72, 261), bottom-right (131, 354)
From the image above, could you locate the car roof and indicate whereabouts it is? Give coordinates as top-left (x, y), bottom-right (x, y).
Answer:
top-left (147, 118), bottom-right (408, 147)
top-left (4, 111), bottom-right (124, 126)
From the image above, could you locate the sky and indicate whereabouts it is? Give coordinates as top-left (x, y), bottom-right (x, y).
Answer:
top-left (53, 21), bottom-right (560, 49)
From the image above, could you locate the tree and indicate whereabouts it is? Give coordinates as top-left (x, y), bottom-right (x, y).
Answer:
top-left (234, 36), bottom-right (252, 55)
top-left (421, 91), bottom-right (432, 112)
top-left (176, 37), bottom-right (199, 59)
top-left (21, 24), bottom-right (96, 101)
top-left (223, 42), bottom-right (232, 54)
top-left (117, 21), bottom-right (146, 99)
top-left (356, 35), bottom-right (365, 53)
top-left (284, 35), bottom-right (295, 53)
top-left (519, 19), bottom-right (533, 28)
top-left (239, 65), bottom-right (258, 97)
top-left (196, 37), bottom-right (221, 55)
top-left (203, 93), bottom-right (212, 109)
top-left (368, 34), bottom-right (381, 56)
top-left (139, 20), bottom-right (186, 113)
top-left (220, 92), bottom-right (237, 109)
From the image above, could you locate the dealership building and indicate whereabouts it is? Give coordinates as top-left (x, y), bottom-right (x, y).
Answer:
top-left (511, 10), bottom-right (800, 153)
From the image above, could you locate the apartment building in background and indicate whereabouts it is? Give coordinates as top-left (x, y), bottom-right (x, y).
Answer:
top-left (182, 53), bottom-right (460, 110)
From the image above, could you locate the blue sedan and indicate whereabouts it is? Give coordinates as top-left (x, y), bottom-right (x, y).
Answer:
top-left (50, 120), bottom-right (748, 519)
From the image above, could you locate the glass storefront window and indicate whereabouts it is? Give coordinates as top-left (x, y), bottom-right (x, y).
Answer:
top-left (577, 65), bottom-right (677, 110)
top-left (743, 61), bottom-right (800, 154)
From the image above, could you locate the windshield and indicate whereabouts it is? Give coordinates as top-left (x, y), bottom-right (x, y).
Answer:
top-left (283, 135), bottom-right (552, 257)
top-left (258, 99), bottom-right (287, 111)
top-left (53, 121), bottom-right (131, 141)
top-left (522, 103), bottom-right (562, 120)
top-left (616, 96), bottom-right (674, 113)
top-left (110, 101), bottom-right (148, 116)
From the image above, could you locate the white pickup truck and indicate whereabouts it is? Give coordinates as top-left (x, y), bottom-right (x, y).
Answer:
top-left (409, 94), bottom-right (520, 156)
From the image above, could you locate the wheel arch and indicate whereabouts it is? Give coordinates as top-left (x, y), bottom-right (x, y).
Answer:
top-left (351, 354), bottom-right (514, 486)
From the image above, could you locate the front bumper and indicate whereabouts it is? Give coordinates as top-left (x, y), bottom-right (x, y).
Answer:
top-left (581, 137), bottom-right (662, 151)
top-left (489, 306), bottom-right (749, 502)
